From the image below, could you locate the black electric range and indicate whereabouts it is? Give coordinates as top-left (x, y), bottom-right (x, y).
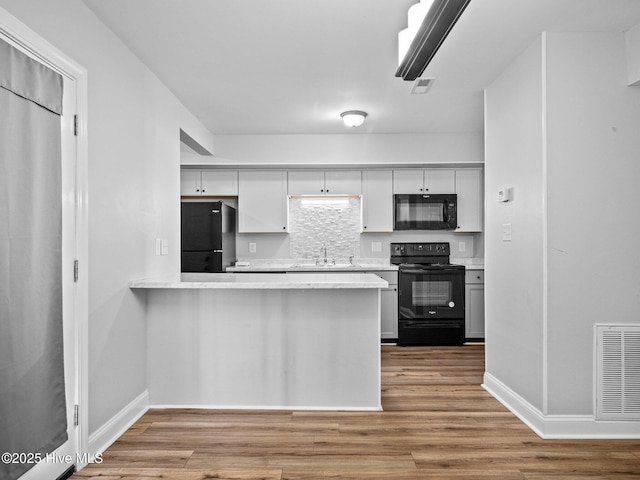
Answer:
top-left (391, 242), bottom-right (465, 346)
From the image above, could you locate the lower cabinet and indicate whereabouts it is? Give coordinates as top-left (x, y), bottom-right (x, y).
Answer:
top-left (374, 271), bottom-right (398, 341)
top-left (465, 270), bottom-right (485, 340)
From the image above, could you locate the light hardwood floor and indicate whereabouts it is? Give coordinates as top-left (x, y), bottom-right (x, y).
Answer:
top-left (72, 345), bottom-right (640, 479)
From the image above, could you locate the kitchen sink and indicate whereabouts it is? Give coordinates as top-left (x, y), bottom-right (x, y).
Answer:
top-left (289, 263), bottom-right (361, 269)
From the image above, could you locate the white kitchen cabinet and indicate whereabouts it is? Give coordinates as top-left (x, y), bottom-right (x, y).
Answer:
top-left (455, 168), bottom-right (483, 232)
top-left (324, 170), bottom-right (361, 194)
top-left (180, 170), bottom-right (202, 195)
top-left (465, 270), bottom-right (485, 340)
top-left (238, 170), bottom-right (288, 233)
top-left (180, 169), bottom-right (238, 196)
top-left (201, 170), bottom-right (238, 196)
top-left (393, 168), bottom-right (455, 194)
top-left (288, 170), bottom-right (362, 195)
top-left (362, 170), bottom-right (393, 232)
top-left (375, 271), bottom-right (398, 340)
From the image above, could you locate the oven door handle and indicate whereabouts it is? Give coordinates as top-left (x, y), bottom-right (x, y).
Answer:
top-left (400, 268), bottom-right (461, 274)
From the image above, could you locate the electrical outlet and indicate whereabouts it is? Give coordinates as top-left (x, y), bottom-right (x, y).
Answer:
top-left (155, 238), bottom-right (162, 256)
top-left (249, 242), bottom-right (257, 253)
top-left (458, 242), bottom-right (466, 253)
top-left (161, 239), bottom-right (169, 255)
top-left (371, 242), bottom-right (382, 253)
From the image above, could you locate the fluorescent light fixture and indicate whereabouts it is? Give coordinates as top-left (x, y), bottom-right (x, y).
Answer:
top-left (300, 196), bottom-right (351, 206)
top-left (398, 0), bottom-right (434, 67)
top-left (340, 110), bottom-right (367, 128)
top-left (291, 195), bottom-right (360, 207)
top-left (396, 0), bottom-right (471, 81)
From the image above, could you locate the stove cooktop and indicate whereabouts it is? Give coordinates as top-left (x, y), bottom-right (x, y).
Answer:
top-left (398, 262), bottom-right (465, 270)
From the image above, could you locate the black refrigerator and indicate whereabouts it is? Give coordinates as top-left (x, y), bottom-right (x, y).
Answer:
top-left (181, 201), bottom-right (236, 273)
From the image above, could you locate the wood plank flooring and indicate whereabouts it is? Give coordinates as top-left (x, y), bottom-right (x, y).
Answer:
top-left (72, 345), bottom-right (640, 479)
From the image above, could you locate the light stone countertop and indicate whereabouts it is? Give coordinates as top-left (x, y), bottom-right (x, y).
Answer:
top-left (129, 272), bottom-right (389, 290)
top-left (451, 258), bottom-right (485, 270)
top-left (226, 258), bottom-right (398, 273)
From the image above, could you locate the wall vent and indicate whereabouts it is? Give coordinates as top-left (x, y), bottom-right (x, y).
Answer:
top-left (410, 77), bottom-right (435, 95)
top-left (595, 325), bottom-right (640, 420)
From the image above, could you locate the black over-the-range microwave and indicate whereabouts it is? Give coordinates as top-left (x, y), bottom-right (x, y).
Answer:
top-left (394, 193), bottom-right (457, 230)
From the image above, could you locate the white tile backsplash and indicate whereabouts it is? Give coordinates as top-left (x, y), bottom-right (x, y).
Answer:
top-left (288, 196), bottom-right (361, 262)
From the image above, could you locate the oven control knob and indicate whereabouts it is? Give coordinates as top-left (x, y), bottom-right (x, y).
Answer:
top-left (448, 301), bottom-right (455, 308)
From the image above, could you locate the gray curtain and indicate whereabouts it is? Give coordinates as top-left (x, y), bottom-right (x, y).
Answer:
top-left (0, 38), bottom-right (67, 480)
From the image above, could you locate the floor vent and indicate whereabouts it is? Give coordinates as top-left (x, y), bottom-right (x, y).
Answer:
top-left (595, 325), bottom-right (640, 420)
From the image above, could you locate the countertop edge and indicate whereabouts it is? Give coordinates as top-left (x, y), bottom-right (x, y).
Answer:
top-left (226, 265), bottom-right (399, 273)
top-left (129, 272), bottom-right (389, 290)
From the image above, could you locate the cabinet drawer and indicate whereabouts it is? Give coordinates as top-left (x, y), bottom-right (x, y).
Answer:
top-left (371, 271), bottom-right (398, 285)
top-left (465, 270), bottom-right (484, 284)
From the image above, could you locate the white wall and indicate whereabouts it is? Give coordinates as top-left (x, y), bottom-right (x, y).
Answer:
top-left (484, 37), bottom-right (545, 412)
top-left (545, 32), bottom-right (640, 415)
top-left (485, 30), bottom-right (640, 434)
top-left (0, 0), bottom-right (214, 434)
top-left (188, 132), bottom-right (484, 165)
top-left (625, 22), bottom-right (640, 85)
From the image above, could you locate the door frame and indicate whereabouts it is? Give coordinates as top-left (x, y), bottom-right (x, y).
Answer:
top-left (0, 5), bottom-right (89, 475)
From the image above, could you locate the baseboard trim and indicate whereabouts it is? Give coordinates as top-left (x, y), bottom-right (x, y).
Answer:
top-left (150, 403), bottom-right (382, 412)
top-left (54, 465), bottom-right (75, 480)
top-left (483, 373), bottom-right (640, 439)
top-left (88, 390), bottom-right (149, 458)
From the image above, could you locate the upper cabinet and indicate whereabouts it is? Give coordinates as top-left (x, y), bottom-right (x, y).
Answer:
top-left (393, 169), bottom-right (455, 194)
top-left (180, 169), bottom-right (238, 196)
top-left (288, 170), bottom-right (362, 195)
top-left (362, 170), bottom-right (393, 233)
top-left (180, 170), bottom-right (202, 195)
top-left (455, 168), bottom-right (483, 233)
top-left (238, 170), bottom-right (288, 233)
top-left (182, 166), bottom-right (483, 234)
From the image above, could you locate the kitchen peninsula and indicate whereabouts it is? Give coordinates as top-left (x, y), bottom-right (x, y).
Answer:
top-left (130, 272), bottom-right (387, 410)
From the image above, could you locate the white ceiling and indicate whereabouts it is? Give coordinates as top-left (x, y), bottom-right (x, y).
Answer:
top-left (83, 0), bottom-right (640, 135)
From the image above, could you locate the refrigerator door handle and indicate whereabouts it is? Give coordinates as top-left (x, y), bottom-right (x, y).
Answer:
top-left (213, 249), bottom-right (223, 253)
top-left (212, 209), bottom-right (220, 213)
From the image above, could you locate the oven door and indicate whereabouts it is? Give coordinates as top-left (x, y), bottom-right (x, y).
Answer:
top-left (398, 267), bottom-right (464, 320)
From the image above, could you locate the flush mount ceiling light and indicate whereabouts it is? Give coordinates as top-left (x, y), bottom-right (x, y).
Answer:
top-left (396, 0), bottom-right (471, 81)
top-left (340, 110), bottom-right (368, 128)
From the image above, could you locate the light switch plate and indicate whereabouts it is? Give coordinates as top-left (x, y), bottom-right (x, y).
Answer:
top-left (155, 238), bottom-right (162, 256)
top-left (161, 239), bottom-right (169, 255)
top-left (371, 242), bottom-right (382, 253)
top-left (502, 223), bottom-right (512, 241)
